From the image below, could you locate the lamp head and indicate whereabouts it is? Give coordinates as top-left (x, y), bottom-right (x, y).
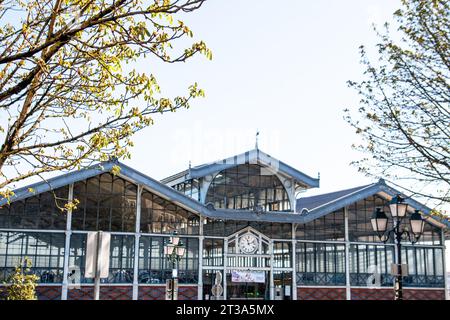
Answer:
top-left (389, 195), bottom-right (408, 218)
top-left (371, 207), bottom-right (389, 237)
top-left (410, 210), bottom-right (425, 240)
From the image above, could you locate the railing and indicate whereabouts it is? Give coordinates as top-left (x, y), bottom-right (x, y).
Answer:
top-left (296, 272), bottom-right (346, 286)
top-left (402, 275), bottom-right (445, 288)
top-left (350, 273), bottom-right (393, 287)
top-left (138, 270), bottom-right (198, 284)
top-left (349, 273), bottom-right (445, 288)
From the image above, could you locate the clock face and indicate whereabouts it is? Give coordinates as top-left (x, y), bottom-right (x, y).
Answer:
top-left (239, 234), bottom-right (258, 254)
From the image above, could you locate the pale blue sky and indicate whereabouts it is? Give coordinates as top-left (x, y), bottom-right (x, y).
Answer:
top-left (127, 0), bottom-right (401, 197)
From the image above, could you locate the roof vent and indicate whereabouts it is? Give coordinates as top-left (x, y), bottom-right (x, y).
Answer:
top-left (300, 208), bottom-right (309, 215)
top-left (205, 202), bottom-right (216, 211)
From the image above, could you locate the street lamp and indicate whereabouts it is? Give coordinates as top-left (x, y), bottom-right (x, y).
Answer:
top-left (370, 195), bottom-right (425, 300)
top-left (164, 231), bottom-right (185, 300)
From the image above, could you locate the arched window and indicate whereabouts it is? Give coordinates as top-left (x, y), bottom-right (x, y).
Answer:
top-left (205, 164), bottom-right (291, 211)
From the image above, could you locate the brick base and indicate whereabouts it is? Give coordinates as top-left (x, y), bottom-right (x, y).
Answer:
top-left (350, 288), bottom-right (393, 300)
top-left (67, 286), bottom-right (133, 300)
top-left (138, 286), bottom-right (165, 300)
top-left (297, 287), bottom-right (346, 300)
top-left (296, 287), bottom-right (446, 300)
top-left (179, 286), bottom-right (198, 300)
top-left (67, 286), bottom-right (94, 300)
top-left (138, 286), bottom-right (198, 300)
top-left (36, 286), bottom-right (61, 300)
top-left (403, 289), bottom-right (445, 300)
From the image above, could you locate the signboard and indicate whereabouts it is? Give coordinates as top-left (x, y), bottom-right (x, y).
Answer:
top-left (391, 263), bottom-right (408, 277)
top-left (284, 285), bottom-right (291, 296)
top-left (231, 271), bottom-right (265, 283)
top-left (85, 232), bottom-right (111, 278)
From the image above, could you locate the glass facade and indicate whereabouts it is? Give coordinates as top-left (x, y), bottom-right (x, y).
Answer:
top-left (140, 190), bottom-right (199, 235)
top-left (205, 164), bottom-right (291, 211)
top-left (273, 241), bottom-right (292, 268)
top-left (401, 246), bottom-right (445, 287)
top-left (349, 244), bottom-right (394, 286)
top-left (203, 238), bottom-right (224, 267)
top-left (138, 236), bottom-right (199, 284)
top-left (348, 196), bottom-right (390, 242)
top-left (0, 231), bottom-right (65, 283)
top-left (72, 173), bottom-right (136, 232)
top-left (0, 168), bottom-right (446, 300)
top-left (171, 179), bottom-right (200, 201)
top-left (296, 209), bottom-right (345, 241)
top-left (296, 242), bottom-right (346, 286)
top-left (69, 233), bottom-right (135, 284)
top-left (0, 187), bottom-right (68, 230)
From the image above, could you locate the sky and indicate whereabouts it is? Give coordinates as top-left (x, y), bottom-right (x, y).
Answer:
top-left (126, 0), bottom-right (401, 194)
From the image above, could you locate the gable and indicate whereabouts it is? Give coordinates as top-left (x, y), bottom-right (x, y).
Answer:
top-left (162, 149), bottom-right (320, 189)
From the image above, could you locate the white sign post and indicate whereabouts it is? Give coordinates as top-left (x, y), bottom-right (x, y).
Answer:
top-left (85, 231), bottom-right (111, 300)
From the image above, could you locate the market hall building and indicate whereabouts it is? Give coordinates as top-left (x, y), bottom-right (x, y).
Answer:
top-left (0, 149), bottom-right (448, 300)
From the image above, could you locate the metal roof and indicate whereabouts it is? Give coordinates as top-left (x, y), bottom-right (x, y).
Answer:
top-left (161, 148), bottom-right (320, 188)
top-left (1, 162), bottom-right (448, 229)
top-left (296, 183), bottom-right (375, 213)
top-left (295, 180), bottom-right (450, 228)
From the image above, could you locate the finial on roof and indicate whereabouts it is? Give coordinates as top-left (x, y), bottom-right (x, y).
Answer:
top-left (378, 178), bottom-right (385, 184)
top-left (318, 172), bottom-right (321, 180)
top-left (255, 129), bottom-right (260, 150)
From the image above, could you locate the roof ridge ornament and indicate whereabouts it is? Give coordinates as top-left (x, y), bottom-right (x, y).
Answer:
top-left (187, 160), bottom-right (192, 178)
top-left (255, 129), bottom-right (259, 150)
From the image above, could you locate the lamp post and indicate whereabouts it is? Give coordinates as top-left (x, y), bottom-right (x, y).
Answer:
top-left (164, 231), bottom-right (186, 300)
top-left (370, 195), bottom-right (426, 300)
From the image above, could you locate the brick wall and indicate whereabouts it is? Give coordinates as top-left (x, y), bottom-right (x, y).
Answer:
top-left (138, 286), bottom-right (198, 300)
top-left (297, 287), bottom-right (346, 300)
top-left (296, 287), bottom-right (446, 300)
top-left (350, 288), bottom-right (393, 300)
top-left (67, 286), bottom-right (133, 300)
top-left (403, 289), bottom-right (445, 300)
top-left (36, 286), bottom-right (62, 300)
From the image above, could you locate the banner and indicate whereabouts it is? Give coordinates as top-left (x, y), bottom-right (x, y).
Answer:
top-left (231, 270), bottom-right (265, 283)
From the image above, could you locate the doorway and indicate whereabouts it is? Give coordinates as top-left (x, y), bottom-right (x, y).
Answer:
top-left (273, 271), bottom-right (293, 300)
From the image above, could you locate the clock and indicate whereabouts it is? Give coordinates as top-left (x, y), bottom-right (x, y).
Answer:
top-left (238, 233), bottom-right (258, 254)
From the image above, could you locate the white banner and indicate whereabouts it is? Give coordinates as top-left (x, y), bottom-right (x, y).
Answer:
top-left (231, 271), bottom-right (265, 283)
